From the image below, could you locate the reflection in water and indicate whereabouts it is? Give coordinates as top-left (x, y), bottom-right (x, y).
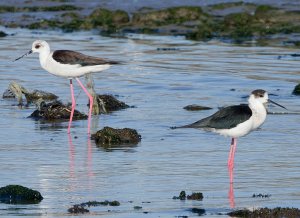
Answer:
top-left (228, 166), bottom-right (235, 208)
top-left (68, 134), bottom-right (94, 182)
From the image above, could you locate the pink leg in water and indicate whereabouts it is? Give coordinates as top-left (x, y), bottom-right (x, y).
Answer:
top-left (227, 138), bottom-right (237, 170)
top-left (68, 79), bottom-right (76, 134)
top-left (76, 77), bottom-right (93, 134)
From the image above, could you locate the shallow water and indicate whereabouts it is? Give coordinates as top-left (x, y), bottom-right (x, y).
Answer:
top-left (0, 28), bottom-right (299, 217)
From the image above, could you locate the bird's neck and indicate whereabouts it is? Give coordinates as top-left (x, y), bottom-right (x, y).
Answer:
top-left (39, 48), bottom-right (50, 68)
top-left (248, 96), bottom-right (267, 128)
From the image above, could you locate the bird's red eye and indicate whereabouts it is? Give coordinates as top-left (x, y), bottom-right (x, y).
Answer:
top-left (35, 44), bottom-right (41, 49)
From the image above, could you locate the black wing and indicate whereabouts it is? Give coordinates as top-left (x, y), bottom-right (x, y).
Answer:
top-left (178, 104), bottom-right (252, 130)
top-left (52, 50), bottom-right (120, 66)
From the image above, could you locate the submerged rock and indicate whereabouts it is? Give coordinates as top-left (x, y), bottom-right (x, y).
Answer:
top-left (183, 104), bottom-right (212, 111)
top-left (173, 191), bottom-right (203, 200)
top-left (24, 89), bottom-right (58, 104)
top-left (68, 200), bottom-right (120, 214)
top-left (96, 94), bottom-right (130, 114)
top-left (187, 192), bottom-right (203, 200)
top-left (172, 191), bottom-right (186, 200)
top-left (292, 84), bottom-right (300, 95)
top-left (68, 205), bottom-right (89, 214)
top-left (29, 100), bottom-right (87, 121)
top-left (0, 185), bottom-right (43, 204)
top-left (2, 81), bottom-right (58, 105)
top-left (228, 207), bottom-right (300, 218)
top-left (0, 31), bottom-right (7, 37)
top-left (190, 208), bottom-right (206, 216)
top-left (91, 127), bottom-right (141, 145)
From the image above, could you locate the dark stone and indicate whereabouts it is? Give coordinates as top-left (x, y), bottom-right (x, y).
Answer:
top-left (24, 89), bottom-right (58, 103)
top-left (183, 104), bottom-right (212, 111)
top-left (187, 192), bottom-right (203, 200)
top-left (0, 185), bottom-right (43, 204)
top-left (228, 207), bottom-right (300, 218)
top-left (190, 208), bottom-right (206, 216)
top-left (252, 193), bottom-right (271, 198)
top-left (91, 127), bottom-right (141, 146)
top-left (0, 31), bottom-right (7, 37)
top-left (68, 205), bottom-right (89, 214)
top-left (28, 100), bottom-right (87, 121)
top-left (68, 200), bottom-right (120, 213)
top-left (173, 191), bottom-right (186, 200)
top-left (173, 191), bottom-right (203, 201)
top-left (292, 84), bottom-right (300, 95)
top-left (134, 206), bottom-right (143, 210)
top-left (96, 94), bottom-right (130, 113)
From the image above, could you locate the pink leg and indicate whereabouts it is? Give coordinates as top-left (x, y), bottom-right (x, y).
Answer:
top-left (227, 138), bottom-right (237, 170)
top-left (68, 79), bottom-right (76, 134)
top-left (76, 77), bottom-right (93, 134)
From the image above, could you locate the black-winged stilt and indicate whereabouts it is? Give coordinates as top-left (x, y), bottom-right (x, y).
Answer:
top-left (15, 40), bottom-right (120, 134)
top-left (172, 89), bottom-right (287, 170)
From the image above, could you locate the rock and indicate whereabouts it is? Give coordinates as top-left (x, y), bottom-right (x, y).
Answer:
top-left (173, 191), bottom-right (186, 200)
top-left (68, 200), bottom-right (120, 214)
top-left (68, 205), bottom-right (89, 214)
top-left (2, 82), bottom-right (58, 105)
top-left (96, 94), bottom-right (130, 114)
top-left (24, 90), bottom-right (58, 104)
top-left (292, 84), bottom-right (300, 95)
top-left (0, 31), bottom-right (7, 37)
top-left (0, 185), bottom-right (43, 204)
top-left (252, 193), bottom-right (271, 198)
top-left (190, 208), bottom-right (206, 216)
top-left (91, 127), bottom-right (141, 145)
top-left (29, 100), bottom-right (87, 121)
top-left (173, 191), bottom-right (203, 200)
top-left (183, 104), bottom-right (212, 111)
top-left (187, 192), bottom-right (203, 200)
top-left (228, 207), bottom-right (300, 218)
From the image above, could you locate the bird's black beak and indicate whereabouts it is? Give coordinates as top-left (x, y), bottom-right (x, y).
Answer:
top-left (14, 50), bottom-right (33, 62)
top-left (268, 99), bottom-right (287, 110)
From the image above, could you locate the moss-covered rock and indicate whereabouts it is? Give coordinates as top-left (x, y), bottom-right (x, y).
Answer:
top-left (0, 185), bottom-right (43, 204)
top-left (29, 100), bottom-right (87, 121)
top-left (91, 127), bottom-right (141, 145)
top-left (96, 94), bottom-right (130, 114)
top-left (132, 6), bottom-right (205, 26)
top-left (228, 207), bottom-right (300, 218)
top-left (292, 84), bottom-right (300, 95)
top-left (87, 8), bottom-right (129, 27)
top-left (68, 200), bottom-right (120, 214)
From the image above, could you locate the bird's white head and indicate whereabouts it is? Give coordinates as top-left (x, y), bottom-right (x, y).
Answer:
top-left (14, 40), bottom-right (50, 62)
top-left (248, 89), bottom-right (286, 110)
top-left (250, 89), bottom-right (268, 106)
top-left (31, 40), bottom-right (50, 54)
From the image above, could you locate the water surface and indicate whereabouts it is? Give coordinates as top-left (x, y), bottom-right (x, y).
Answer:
top-left (0, 28), bottom-right (299, 217)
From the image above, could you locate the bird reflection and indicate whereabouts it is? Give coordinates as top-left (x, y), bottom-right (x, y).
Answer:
top-left (228, 165), bottom-right (235, 208)
top-left (68, 134), bottom-right (94, 180)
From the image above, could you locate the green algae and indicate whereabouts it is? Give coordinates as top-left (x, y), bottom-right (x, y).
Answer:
top-left (91, 127), bottom-right (141, 146)
top-left (0, 185), bottom-right (43, 204)
top-left (132, 6), bottom-right (205, 26)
